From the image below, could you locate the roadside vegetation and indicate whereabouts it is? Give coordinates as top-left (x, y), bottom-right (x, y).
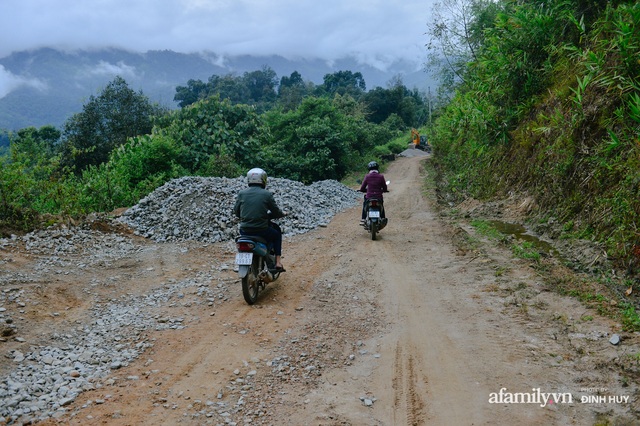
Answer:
top-left (427, 0), bottom-right (640, 277)
top-left (0, 70), bottom-right (424, 233)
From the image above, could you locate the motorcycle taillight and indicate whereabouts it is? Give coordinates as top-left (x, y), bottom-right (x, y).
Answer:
top-left (370, 200), bottom-right (379, 207)
top-left (237, 242), bottom-right (255, 252)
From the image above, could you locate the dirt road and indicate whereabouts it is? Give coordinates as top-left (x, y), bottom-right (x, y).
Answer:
top-left (3, 154), bottom-right (638, 425)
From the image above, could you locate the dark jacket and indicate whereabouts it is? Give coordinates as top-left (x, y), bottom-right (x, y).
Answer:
top-left (359, 170), bottom-right (388, 199)
top-left (233, 185), bottom-right (284, 233)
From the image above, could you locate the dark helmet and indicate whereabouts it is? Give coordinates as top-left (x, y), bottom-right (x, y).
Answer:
top-left (367, 161), bottom-right (379, 171)
top-left (247, 168), bottom-right (268, 187)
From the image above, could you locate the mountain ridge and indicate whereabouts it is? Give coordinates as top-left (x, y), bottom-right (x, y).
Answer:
top-left (0, 48), bottom-right (434, 130)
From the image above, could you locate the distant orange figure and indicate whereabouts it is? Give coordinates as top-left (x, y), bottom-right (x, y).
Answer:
top-left (411, 128), bottom-right (420, 148)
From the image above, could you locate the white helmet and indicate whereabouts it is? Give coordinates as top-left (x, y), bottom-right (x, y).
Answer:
top-left (247, 168), bottom-right (267, 187)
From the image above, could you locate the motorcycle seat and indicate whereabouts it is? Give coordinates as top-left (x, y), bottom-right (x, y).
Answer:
top-left (236, 235), bottom-right (268, 245)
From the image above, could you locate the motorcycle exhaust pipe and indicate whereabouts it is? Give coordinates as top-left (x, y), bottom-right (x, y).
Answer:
top-left (259, 269), bottom-right (274, 283)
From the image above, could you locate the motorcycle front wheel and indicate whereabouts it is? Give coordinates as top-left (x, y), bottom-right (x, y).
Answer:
top-left (242, 256), bottom-right (262, 305)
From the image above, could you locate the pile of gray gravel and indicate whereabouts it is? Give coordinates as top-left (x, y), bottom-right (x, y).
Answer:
top-left (119, 176), bottom-right (362, 242)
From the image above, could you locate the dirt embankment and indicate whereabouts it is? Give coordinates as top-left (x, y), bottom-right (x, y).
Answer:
top-left (1, 153), bottom-right (638, 425)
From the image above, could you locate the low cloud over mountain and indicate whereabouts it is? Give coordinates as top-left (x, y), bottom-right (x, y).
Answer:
top-left (0, 48), bottom-right (434, 130)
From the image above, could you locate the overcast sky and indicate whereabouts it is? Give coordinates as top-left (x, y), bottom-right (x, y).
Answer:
top-left (1, 0), bottom-right (435, 69)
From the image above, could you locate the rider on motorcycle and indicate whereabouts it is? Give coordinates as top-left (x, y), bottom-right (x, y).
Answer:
top-left (233, 168), bottom-right (285, 270)
top-left (359, 161), bottom-right (388, 223)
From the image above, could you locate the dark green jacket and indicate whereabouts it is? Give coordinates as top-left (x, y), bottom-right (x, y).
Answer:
top-left (233, 185), bottom-right (284, 232)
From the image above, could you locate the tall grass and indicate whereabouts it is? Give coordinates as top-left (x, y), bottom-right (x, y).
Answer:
top-left (430, 1), bottom-right (640, 270)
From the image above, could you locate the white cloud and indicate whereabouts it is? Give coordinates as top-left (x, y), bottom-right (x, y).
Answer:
top-left (89, 61), bottom-right (138, 78)
top-left (0, 0), bottom-right (434, 68)
top-left (0, 65), bottom-right (47, 99)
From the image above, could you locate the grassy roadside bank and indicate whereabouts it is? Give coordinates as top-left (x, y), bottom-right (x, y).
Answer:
top-left (422, 156), bottom-right (640, 333)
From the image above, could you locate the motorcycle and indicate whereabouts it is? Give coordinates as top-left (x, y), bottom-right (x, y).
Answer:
top-left (361, 181), bottom-right (390, 240)
top-left (234, 225), bottom-right (284, 304)
top-left (362, 198), bottom-right (388, 240)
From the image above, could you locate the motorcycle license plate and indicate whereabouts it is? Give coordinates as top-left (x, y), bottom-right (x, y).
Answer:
top-left (369, 211), bottom-right (380, 218)
top-left (235, 252), bottom-right (253, 265)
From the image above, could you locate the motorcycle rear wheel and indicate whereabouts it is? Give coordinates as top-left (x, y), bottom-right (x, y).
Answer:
top-left (242, 256), bottom-right (262, 304)
top-left (371, 220), bottom-right (378, 240)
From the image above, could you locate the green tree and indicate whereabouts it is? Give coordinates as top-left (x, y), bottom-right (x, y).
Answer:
top-left (174, 78), bottom-right (210, 107)
top-left (279, 71), bottom-right (304, 90)
top-left (476, 0), bottom-right (572, 116)
top-left (59, 76), bottom-right (161, 174)
top-left (211, 74), bottom-right (251, 105)
top-left (361, 81), bottom-right (427, 128)
top-left (381, 113), bottom-right (407, 132)
top-left (242, 66), bottom-right (278, 106)
top-left (155, 95), bottom-right (266, 175)
top-left (0, 129), bottom-right (10, 156)
top-left (10, 125), bottom-right (60, 163)
top-left (319, 70), bottom-right (366, 98)
top-left (77, 133), bottom-right (189, 212)
top-left (263, 96), bottom-right (370, 183)
top-left (174, 67), bottom-right (279, 111)
top-left (0, 158), bottom-right (39, 232)
top-left (1, 126), bottom-right (67, 228)
top-left (426, 0), bottom-right (502, 90)
top-left (278, 71), bottom-right (314, 111)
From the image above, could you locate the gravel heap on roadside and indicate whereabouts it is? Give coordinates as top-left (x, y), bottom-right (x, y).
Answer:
top-left (0, 175), bottom-right (361, 424)
top-left (119, 176), bottom-right (362, 242)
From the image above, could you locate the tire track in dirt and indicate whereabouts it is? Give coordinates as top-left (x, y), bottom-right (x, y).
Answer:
top-left (361, 155), bottom-right (607, 425)
top-left (359, 155), bottom-right (501, 424)
top-left (392, 343), bottom-right (427, 426)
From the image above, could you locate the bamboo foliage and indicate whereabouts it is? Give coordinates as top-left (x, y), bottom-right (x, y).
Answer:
top-left (429, 0), bottom-right (640, 268)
